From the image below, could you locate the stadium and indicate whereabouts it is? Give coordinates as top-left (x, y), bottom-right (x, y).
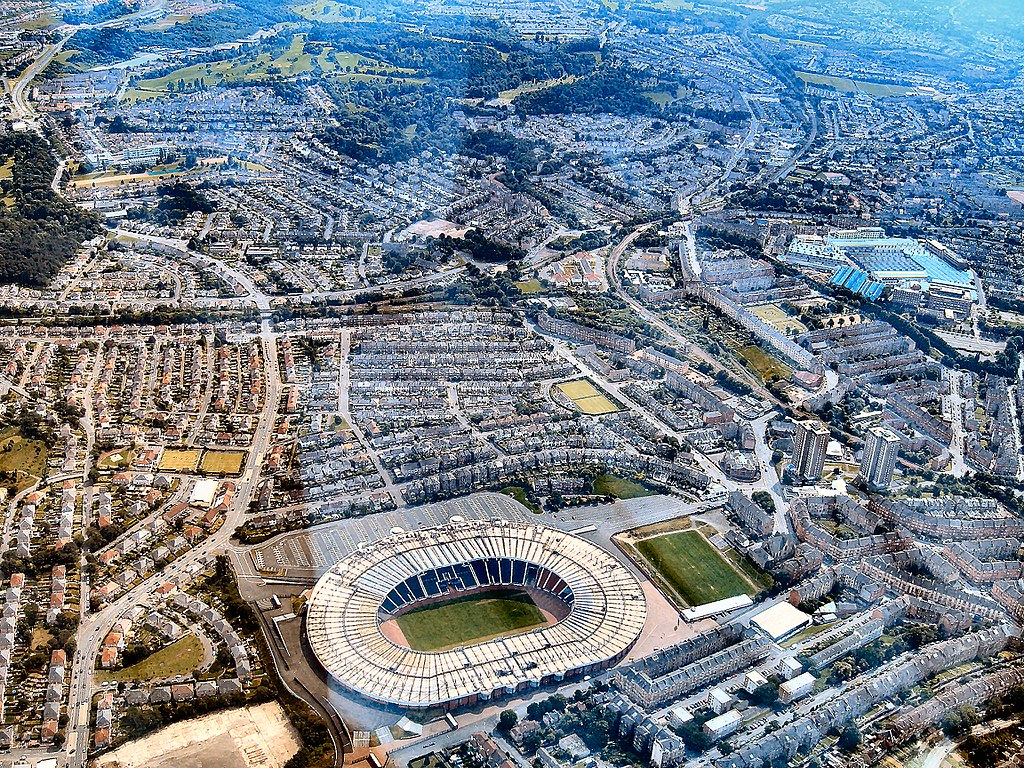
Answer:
top-left (305, 520), bottom-right (647, 710)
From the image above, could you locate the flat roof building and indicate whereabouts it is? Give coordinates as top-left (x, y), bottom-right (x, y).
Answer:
top-left (861, 426), bottom-right (901, 491)
top-left (703, 710), bottom-right (742, 741)
top-left (778, 671), bottom-right (816, 703)
top-left (188, 479), bottom-right (219, 508)
top-left (750, 602), bottom-right (813, 641)
top-left (792, 420), bottom-right (829, 484)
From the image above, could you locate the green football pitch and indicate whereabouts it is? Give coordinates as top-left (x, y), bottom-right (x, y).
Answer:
top-left (395, 589), bottom-right (547, 652)
top-left (635, 530), bottom-right (754, 607)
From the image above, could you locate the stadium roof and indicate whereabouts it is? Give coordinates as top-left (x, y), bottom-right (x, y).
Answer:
top-left (305, 520), bottom-right (647, 709)
top-left (830, 266), bottom-right (885, 300)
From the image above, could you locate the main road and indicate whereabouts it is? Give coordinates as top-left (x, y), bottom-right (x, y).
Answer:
top-left (63, 267), bottom-right (283, 768)
top-left (6, 0), bottom-right (168, 126)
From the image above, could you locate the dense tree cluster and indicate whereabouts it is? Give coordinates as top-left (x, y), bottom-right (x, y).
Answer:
top-left (70, 0), bottom-right (293, 66)
top-left (435, 228), bottom-right (522, 263)
top-left (63, 0), bottom-right (130, 25)
top-left (0, 133), bottom-right (102, 287)
top-left (516, 62), bottom-right (660, 116)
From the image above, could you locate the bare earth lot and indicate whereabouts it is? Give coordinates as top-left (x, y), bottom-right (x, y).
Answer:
top-left (95, 703), bottom-right (300, 768)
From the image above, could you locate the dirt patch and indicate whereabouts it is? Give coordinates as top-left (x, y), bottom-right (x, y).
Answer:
top-left (95, 702), bottom-right (301, 768)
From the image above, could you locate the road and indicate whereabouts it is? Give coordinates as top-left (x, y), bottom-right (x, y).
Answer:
top-left (6, 0), bottom-right (168, 128)
top-left (63, 258), bottom-right (283, 768)
top-left (942, 368), bottom-right (969, 478)
top-left (7, 34), bottom-right (73, 125)
top-left (604, 222), bottom-right (771, 401)
top-left (112, 229), bottom-right (464, 309)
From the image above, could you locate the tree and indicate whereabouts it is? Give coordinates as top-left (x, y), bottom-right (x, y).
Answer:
top-left (750, 683), bottom-right (779, 706)
top-left (752, 491), bottom-right (776, 515)
top-left (677, 721), bottom-right (711, 753)
top-left (838, 725), bottom-right (861, 752)
top-left (498, 709), bottom-right (518, 734)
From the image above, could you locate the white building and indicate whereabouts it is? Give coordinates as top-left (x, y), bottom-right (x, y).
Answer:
top-left (702, 710), bottom-right (742, 741)
top-left (743, 670), bottom-right (769, 694)
top-left (860, 426), bottom-right (901, 491)
top-left (792, 420), bottom-right (830, 483)
top-left (667, 706), bottom-right (693, 728)
top-left (707, 687), bottom-right (732, 714)
top-left (778, 671), bottom-right (816, 703)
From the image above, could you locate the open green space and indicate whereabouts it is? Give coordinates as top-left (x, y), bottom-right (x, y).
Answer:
top-left (514, 279), bottom-right (544, 294)
top-left (18, 12), bottom-right (58, 30)
top-left (796, 71), bottom-right (914, 97)
top-left (594, 472), bottom-right (655, 499)
top-left (97, 447), bottom-right (137, 470)
top-left (96, 634), bottom-right (205, 683)
top-left (200, 449), bottom-right (246, 475)
top-left (750, 303), bottom-right (807, 335)
top-left (723, 547), bottom-right (774, 591)
top-left (395, 589), bottom-right (547, 652)
top-left (158, 447), bottom-right (201, 472)
top-left (125, 34), bottom-right (417, 102)
top-left (499, 75), bottom-right (579, 101)
top-left (499, 485), bottom-right (540, 514)
top-left (635, 530), bottom-right (754, 607)
top-left (141, 12), bottom-right (193, 31)
top-left (0, 427), bottom-right (48, 487)
top-left (781, 621), bottom-right (836, 649)
top-left (555, 379), bottom-right (620, 415)
top-left (737, 344), bottom-right (792, 383)
top-left (291, 0), bottom-right (376, 23)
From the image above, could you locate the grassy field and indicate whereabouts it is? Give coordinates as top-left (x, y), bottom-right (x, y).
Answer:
top-left (141, 12), bottom-right (192, 31)
top-left (158, 448), bottom-right (202, 472)
top-left (515, 279), bottom-right (545, 294)
top-left (97, 634), bottom-right (205, 683)
top-left (723, 547), bottom-right (774, 592)
top-left (71, 160), bottom-right (219, 188)
top-left (737, 344), bottom-right (792, 383)
top-left (750, 303), bottom-right (807, 335)
top-left (18, 11), bottom-right (57, 30)
top-left (396, 589), bottom-right (546, 652)
top-left (796, 71), bottom-right (913, 97)
top-left (0, 428), bottom-right (48, 487)
top-left (644, 90), bottom-right (675, 106)
top-left (594, 473), bottom-right (654, 499)
top-left (781, 621), bottom-right (835, 649)
top-left (125, 34), bottom-right (415, 102)
top-left (98, 448), bottom-right (137, 470)
top-left (0, 159), bottom-right (13, 180)
top-left (31, 628), bottom-right (54, 650)
top-left (200, 449), bottom-right (246, 475)
top-left (291, 0), bottom-right (376, 22)
top-left (556, 379), bottom-right (620, 415)
top-left (498, 75), bottom-right (579, 101)
top-left (635, 530), bottom-right (754, 607)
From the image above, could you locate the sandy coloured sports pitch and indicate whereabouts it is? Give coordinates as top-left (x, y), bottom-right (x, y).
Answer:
top-left (95, 703), bottom-right (300, 768)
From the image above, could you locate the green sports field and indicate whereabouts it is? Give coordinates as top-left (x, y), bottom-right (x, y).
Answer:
top-left (635, 530), bottom-right (754, 607)
top-left (395, 589), bottom-right (547, 652)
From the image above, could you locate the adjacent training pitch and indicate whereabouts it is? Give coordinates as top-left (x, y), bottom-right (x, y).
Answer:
top-left (394, 589), bottom-right (547, 652)
top-left (635, 530), bottom-right (754, 607)
top-left (556, 379), bottom-right (620, 415)
top-left (200, 449), bottom-right (246, 475)
top-left (158, 448), bottom-right (202, 472)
